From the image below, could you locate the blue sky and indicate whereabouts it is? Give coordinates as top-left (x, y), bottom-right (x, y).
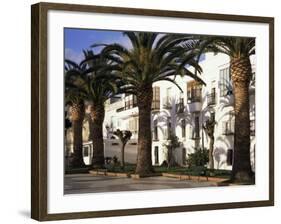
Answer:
top-left (64, 28), bottom-right (131, 63)
top-left (64, 28), bottom-right (205, 63)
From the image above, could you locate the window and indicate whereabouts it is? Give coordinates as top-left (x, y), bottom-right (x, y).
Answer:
top-left (110, 117), bottom-right (117, 131)
top-left (250, 120), bottom-right (255, 136)
top-left (222, 111), bottom-right (235, 135)
top-left (250, 72), bottom-right (255, 86)
top-left (167, 87), bottom-right (171, 100)
top-left (163, 87), bottom-right (172, 108)
top-left (187, 81), bottom-right (202, 103)
top-left (181, 119), bottom-right (186, 138)
top-left (207, 88), bottom-right (216, 106)
top-left (129, 117), bottom-right (138, 133)
top-left (210, 112), bottom-right (215, 122)
top-left (219, 67), bottom-right (232, 96)
top-left (227, 149), bottom-right (233, 165)
top-left (194, 115), bottom-right (200, 138)
top-left (154, 146), bottom-right (159, 165)
top-left (176, 97), bottom-right (184, 113)
top-left (125, 94), bottom-right (137, 110)
top-left (182, 148), bottom-right (187, 165)
top-left (189, 116), bottom-right (200, 139)
top-left (109, 95), bottom-right (122, 104)
top-left (83, 146), bottom-right (89, 157)
top-left (152, 86), bottom-right (160, 110)
top-left (153, 119), bottom-right (158, 141)
top-left (167, 117), bottom-right (172, 139)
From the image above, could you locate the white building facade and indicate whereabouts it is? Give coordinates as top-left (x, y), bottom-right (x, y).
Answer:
top-left (67, 53), bottom-right (256, 171)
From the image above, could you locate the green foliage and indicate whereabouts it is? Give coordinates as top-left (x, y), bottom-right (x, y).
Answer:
top-left (94, 32), bottom-right (205, 96)
top-left (113, 129), bottom-right (132, 146)
top-left (65, 50), bottom-right (125, 106)
top-left (106, 163), bottom-right (136, 173)
top-left (162, 134), bottom-right (181, 151)
top-left (186, 147), bottom-right (209, 167)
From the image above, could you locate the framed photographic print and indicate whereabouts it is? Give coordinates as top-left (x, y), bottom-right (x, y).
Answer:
top-left (31, 2), bottom-right (274, 221)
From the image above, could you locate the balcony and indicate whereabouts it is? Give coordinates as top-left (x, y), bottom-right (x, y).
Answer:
top-left (187, 89), bottom-right (202, 113)
top-left (116, 107), bottom-right (125, 113)
top-left (151, 100), bottom-right (160, 112)
top-left (187, 88), bottom-right (201, 102)
top-left (207, 92), bottom-right (216, 106)
top-left (124, 98), bottom-right (137, 110)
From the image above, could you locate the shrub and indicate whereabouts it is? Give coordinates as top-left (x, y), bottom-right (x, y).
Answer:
top-left (105, 157), bottom-right (112, 164)
top-left (186, 148), bottom-right (209, 167)
top-left (112, 155), bottom-right (119, 165)
top-left (160, 160), bottom-right (168, 167)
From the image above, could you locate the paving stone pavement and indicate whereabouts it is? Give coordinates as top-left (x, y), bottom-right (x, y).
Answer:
top-left (64, 174), bottom-right (217, 194)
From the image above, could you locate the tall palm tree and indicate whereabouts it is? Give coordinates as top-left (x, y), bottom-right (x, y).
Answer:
top-left (82, 50), bottom-right (124, 169)
top-left (64, 60), bottom-right (92, 168)
top-left (97, 32), bottom-right (205, 175)
top-left (191, 37), bottom-right (255, 182)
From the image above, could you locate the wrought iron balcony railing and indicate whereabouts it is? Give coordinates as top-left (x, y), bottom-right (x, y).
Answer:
top-left (187, 89), bottom-right (202, 103)
top-left (176, 101), bottom-right (184, 114)
top-left (207, 92), bottom-right (216, 106)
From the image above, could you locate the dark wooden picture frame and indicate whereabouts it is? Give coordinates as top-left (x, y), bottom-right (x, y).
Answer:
top-left (31, 2), bottom-right (274, 221)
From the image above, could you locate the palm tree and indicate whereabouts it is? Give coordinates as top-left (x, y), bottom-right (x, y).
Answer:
top-left (64, 60), bottom-right (92, 168)
top-left (82, 50), bottom-right (124, 169)
top-left (97, 32), bottom-right (205, 175)
top-left (113, 129), bottom-right (132, 170)
top-left (192, 37), bottom-right (255, 182)
top-left (203, 118), bottom-right (216, 170)
top-left (162, 134), bottom-right (181, 168)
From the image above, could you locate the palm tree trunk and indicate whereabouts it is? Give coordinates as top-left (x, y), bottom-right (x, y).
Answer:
top-left (121, 144), bottom-right (125, 170)
top-left (135, 85), bottom-right (153, 175)
top-left (231, 57), bottom-right (253, 182)
top-left (209, 137), bottom-right (214, 170)
top-left (167, 146), bottom-right (174, 168)
top-left (90, 102), bottom-right (105, 169)
top-left (70, 101), bottom-right (85, 168)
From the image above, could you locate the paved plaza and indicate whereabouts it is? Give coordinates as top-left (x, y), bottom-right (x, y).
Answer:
top-left (64, 174), bottom-right (217, 194)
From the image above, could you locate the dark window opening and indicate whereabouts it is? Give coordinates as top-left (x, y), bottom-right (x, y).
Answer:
top-left (181, 119), bottom-right (186, 138)
top-left (227, 149), bottom-right (233, 166)
top-left (167, 117), bottom-right (172, 139)
top-left (250, 120), bottom-right (255, 136)
top-left (153, 119), bottom-right (158, 141)
top-left (154, 146), bottom-right (159, 165)
top-left (207, 88), bottom-right (216, 106)
top-left (182, 148), bottom-right (186, 165)
top-left (219, 67), bottom-right (232, 96)
top-left (194, 116), bottom-right (200, 138)
top-left (83, 147), bottom-right (89, 157)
